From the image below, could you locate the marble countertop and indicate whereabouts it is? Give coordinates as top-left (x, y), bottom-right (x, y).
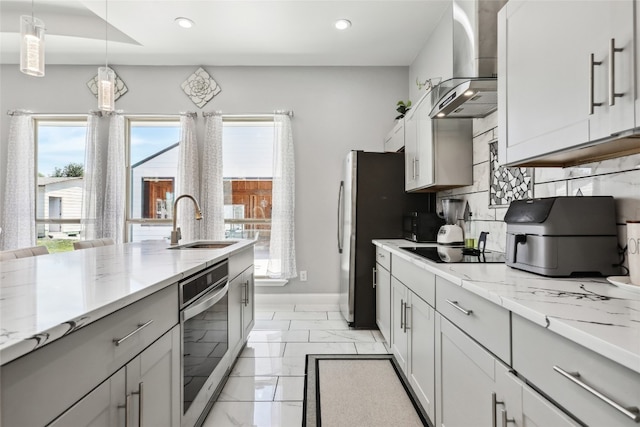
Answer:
top-left (373, 239), bottom-right (640, 374)
top-left (0, 239), bottom-right (255, 365)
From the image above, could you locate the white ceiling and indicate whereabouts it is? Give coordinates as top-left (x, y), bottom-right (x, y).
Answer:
top-left (0, 0), bottom-right (450, 67)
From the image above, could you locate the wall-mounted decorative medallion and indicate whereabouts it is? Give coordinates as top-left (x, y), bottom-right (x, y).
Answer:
top-left (87, 70), bottom-right (128, 101)
top-left (181, 67), bottom-right (221, 108)
top-left (489, 141), bottom-right (533, 207)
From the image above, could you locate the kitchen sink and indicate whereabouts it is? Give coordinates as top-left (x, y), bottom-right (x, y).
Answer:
top-left (168, 241), bottom-right (238, 250)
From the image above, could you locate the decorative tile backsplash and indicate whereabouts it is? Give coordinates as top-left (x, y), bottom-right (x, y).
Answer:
top-left (488, 141), bottom-right (533, 207)
top-left (437, 112), bottom-right (640, 253)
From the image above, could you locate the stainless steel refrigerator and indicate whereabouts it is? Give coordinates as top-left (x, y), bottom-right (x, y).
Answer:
top-left (338, 151), bottom-right (436, 328)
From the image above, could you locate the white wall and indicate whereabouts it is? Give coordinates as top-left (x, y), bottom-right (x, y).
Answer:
top-left (0, 64), bottom-right (409, 295)
top-left (408, 3), bottom-right (452, 104)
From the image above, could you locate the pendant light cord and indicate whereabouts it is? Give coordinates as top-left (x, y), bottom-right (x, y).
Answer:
top-left (31, 0), bottom-right (34, 20)
top-left (104, 0), bottom-right (108, 68)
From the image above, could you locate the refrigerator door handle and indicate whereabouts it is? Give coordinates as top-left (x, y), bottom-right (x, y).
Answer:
top-left (337, 180), bottom-right (344, 254)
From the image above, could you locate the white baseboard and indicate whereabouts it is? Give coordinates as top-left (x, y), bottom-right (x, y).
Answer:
top-left (254, 292), bottom-right (340, 306)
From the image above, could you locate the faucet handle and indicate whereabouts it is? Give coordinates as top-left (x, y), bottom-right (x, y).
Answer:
top-left (176, 227), bottom-right (182, 241)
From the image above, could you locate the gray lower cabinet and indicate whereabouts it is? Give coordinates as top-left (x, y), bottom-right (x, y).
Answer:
top-left (499, 369), bottom-right (580, 427)
top-left (229, 265), bottom-right (255, 359)
top-left (1, 285), bottom-right (179, 427)
top-left (49, 368), bottom-right (126, 427)
top-left (435, 313), bottom-right (509, 427)
top-left (391, 277), bottom-right (410, 372)
top-left (390, 276), bottom-right (436, 422)
top-left (125, 325), bottom-right (181, 427)
top-left (242, 268), bottom-right (255, 339)
top-left (512, 314), bottom-right (640, 426)
top-left (374, 260), bottom-right (391, 344)
top-left (51, 325), bottom-right (181, 427)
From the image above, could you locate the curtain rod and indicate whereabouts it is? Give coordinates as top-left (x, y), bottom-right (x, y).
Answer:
top-left (202, 110), bottom-right (294, 118)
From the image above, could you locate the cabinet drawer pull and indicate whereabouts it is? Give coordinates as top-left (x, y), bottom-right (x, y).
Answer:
top-left (609, 38), bottom-right (624, 106)
top-left (445, 299), bottom-right (473, 316)
top-left (589, 53), bottom-right (603, 114)
top-left (113, 320), bottom-right (154, 346)
top-left (553, 365), bottom-right (640, 422)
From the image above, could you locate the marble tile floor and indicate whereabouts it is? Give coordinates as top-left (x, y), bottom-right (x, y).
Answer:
top-left (201, 304), bottom-right (389, 427)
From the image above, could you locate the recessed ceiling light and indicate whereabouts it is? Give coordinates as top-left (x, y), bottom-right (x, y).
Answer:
top-left (335, 19), bottom-right (351, 30)
top-left (175, 17), bottom-right (194, 29)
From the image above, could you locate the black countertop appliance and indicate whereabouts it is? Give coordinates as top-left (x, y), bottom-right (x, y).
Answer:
top-left (504, 196), bottom-right (621, 277)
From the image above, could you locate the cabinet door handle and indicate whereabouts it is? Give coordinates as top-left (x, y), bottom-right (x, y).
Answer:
top-left (113, 320), bottom-right (154, 346)
top-left (445, 299), bottom-right (473, 316)
top-left (553, 365), bottom-right (640, 422)
top-left (400, 298), bottom-right (405, 330)
top-left (403, 302), bottom-right (410, 332)
top-left (244, 281), bottom-right (250, 307)
top-left (491, 392), bottom-right (504, 427)
top-left (589, 53), bottom-right (603, 114)
top-left (119, 394), bottom-right (132, 427)
top-left (414, 158), bottom-right (419, 179)
top-left (501, 409), bottom-right (515, 425)
top-left (372, 267), bottom-right (377, 288)
top-left (609, 38), bottom-right (624, 106)
top-left (132, 382), bottom-right (144, 427)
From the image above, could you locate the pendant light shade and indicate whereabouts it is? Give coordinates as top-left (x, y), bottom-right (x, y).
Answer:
top-left (98, 66), bottom-right (115, 112)
top-left (20, 15), bottom-right (45, 77)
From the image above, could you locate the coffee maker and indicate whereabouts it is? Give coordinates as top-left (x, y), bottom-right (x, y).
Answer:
top-left (437, 199), bottom-right (464, 245)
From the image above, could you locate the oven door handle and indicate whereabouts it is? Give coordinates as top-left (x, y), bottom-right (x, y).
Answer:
top-left (182, 282), bottom-right (229, 321)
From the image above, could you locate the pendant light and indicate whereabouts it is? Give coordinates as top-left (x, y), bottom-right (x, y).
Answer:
top-left (98, 0), bottom-right (115, 111)
top-left (19, 0), bottom-right (45, 77)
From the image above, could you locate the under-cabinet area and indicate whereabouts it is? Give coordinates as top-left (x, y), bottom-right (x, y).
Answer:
top-left (374, 239), bottom-right (640, 427)
top-left (0, 240), bottom-right (255, 427)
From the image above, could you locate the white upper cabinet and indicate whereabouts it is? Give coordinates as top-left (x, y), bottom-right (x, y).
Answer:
top-left (405, 92), bottom-right (472, 192)
top-left (498, 0), bottom-right (637, 167)
top-left (384, 119), bottom-right (405, 152)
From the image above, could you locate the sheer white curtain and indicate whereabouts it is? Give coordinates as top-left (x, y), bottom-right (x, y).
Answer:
top-left (267, 113), bottom-right (297, 279)
top-left (200, 113), bottom-right (225, 240)
top-left (103, 114), bottom-right (126, 242)
top-left (176, 113), bottom-right (201, 241)
top-left (81, 112), bottom-right (126, 242)
top-left (0, 111), bottom-right (35, 250)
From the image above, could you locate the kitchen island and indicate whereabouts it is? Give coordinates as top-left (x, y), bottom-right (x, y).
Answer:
top-left (373, 239), bottom-right (640, 427)
top-left (0, 239), bottom-right (255, 427)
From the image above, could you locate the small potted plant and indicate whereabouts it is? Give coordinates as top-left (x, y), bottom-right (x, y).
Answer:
top-left (395, 100), bottom-right (412, 120)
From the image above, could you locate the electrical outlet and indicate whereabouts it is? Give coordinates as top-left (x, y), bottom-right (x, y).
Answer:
top-left (300, 271), bottom-right (307, 281)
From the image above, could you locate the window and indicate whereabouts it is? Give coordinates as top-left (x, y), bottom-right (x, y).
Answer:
top-left (223, 120), bottom-right (274, 277)
top-left (35, 118), bottom-right (87, 253)
top-left (127, 119), bottom-right (180, 242)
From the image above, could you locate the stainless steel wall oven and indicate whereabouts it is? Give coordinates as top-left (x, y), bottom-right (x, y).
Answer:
top-left (179, 260), bottom-right (229, 426)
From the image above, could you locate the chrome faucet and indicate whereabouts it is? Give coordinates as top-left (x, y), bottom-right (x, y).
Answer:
top-left (170, 194), bottom-right (203, 245)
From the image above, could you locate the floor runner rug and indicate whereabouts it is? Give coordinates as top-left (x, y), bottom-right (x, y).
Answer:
top-left (303, 354), bottom-right (428, 427)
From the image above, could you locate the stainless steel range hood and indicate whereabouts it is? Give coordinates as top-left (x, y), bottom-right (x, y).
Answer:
top-left (429, 0), bottom-right (507, 119)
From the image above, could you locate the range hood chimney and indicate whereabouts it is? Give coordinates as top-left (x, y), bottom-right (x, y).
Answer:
top-left (430, 0), bottom-right (507, 119)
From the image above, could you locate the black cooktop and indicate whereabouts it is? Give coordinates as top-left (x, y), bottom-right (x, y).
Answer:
top-left (400, 246), bottom-right (506, 264)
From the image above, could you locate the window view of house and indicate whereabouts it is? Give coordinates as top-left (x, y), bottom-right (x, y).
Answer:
top-left (223, 120), bottom-right (274, 277)
top-left (128, 120), bottom-right (180, 241)
top-left (32, 117), bottom-right (274, 269)
top-left (35, 119), bottom-right (87, 252)
top-left (127, 118), bottom-right (274, 278)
